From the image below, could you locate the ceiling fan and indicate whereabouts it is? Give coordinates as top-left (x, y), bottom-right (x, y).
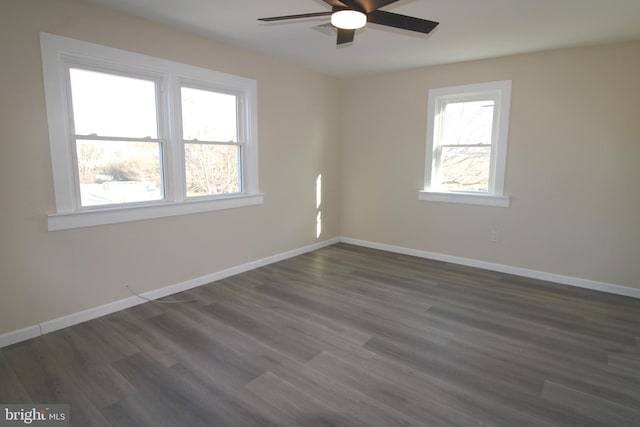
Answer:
top-left (258, 0), bottom-right (439, 45)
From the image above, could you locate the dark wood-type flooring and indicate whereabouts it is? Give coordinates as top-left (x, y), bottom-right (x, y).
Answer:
top-left (1, 243), bottom-right (640, 426)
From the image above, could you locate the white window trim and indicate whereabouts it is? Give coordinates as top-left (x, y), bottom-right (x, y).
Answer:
top-left (420, 80), bottom-right (512, 207)
top-left (40, 33), bottom-right (262, 230)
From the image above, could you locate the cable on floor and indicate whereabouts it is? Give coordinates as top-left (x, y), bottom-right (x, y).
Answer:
top-left (126, 284), bottom-right (198, 304)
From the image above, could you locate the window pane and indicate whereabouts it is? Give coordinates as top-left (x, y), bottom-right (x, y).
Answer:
top-left (76, 140), bottom-right (163, 206)
top-left (181, 87), bottom-right (237, 142)
top-left (440, 146), bottom-right (491, 192)
top-left (441, 100), bottom-right (494, 145)
top-left (69, 69), bottom-right (158, 138)
top-left (185, 143), bottom-right (240, 197)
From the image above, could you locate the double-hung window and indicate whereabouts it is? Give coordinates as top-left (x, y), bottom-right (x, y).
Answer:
top-left (69, 68), bottom-right (165, 207)
top-left (420, 80), bottom-right (512, 207)
top-left (40, 33), bottom-right (261, 230)
top-left (180, 86), bottom-right (241, 197)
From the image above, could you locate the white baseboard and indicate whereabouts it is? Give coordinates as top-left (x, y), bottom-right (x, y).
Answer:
top-left (340, 237), bottom-right (640, 300)
top-left (2, 235), bottom-right (636, 349)
top-left (0, 325), bottom-right (42, 349)
top-left (0, 237), bottom-right (340, 349)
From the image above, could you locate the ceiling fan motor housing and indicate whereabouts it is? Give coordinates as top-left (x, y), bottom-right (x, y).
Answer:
top-left (258, 0), bottom-right (439, 45)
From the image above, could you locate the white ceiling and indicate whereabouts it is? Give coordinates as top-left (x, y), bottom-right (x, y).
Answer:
top-left (87, 0), bottom-right (640, 77)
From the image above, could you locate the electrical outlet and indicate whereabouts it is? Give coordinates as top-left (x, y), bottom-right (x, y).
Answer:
top-left (490, 228), bottom-right (500, 242)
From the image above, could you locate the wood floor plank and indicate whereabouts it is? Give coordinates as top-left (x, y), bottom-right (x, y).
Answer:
top-left (104, 310), bottom-right (181, 368)
top-left (144, 311), bottom-right (264, 386)
top-left (39, 327), bottom-right (135, 408)
top-left (110, 352), bottom-right (280, 427)
top-left (165, 302), bottom-right (301, 373)
top-left (2, 339), bottom-right (113, 426)
top-left (435, 323), bottom-right (640, 409)
top-left (197, 280), bottom-right (374, 346)
top-left (109, 352), bottom-right (227, 426)
top-left (424, 278), bottom-right (637, 346)
top-left (267, 356), bottom-right (433, 427)
top-left (1, 243), bottom-right (640, 426)
top-left (304, 349), bottom-right (537, 427)
top-left (199, 300), bottom-right (324, 363)
top-left (0, 352), bottom-right (31, 403)
top-left (245, 371), bottom-right (358, 427)
top-left (252, 281), bottom-right (454, 350)
top-left (608, 352), bottom-right (640, 373)
top-left (425, 304), bottom-right (610, 364)
top-left (541, 380), bottom-right (640, 426)
top-left (363, 334), bottom-right (605, 427)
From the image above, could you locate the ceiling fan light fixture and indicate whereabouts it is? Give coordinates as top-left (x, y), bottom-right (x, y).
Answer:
top-left (331, 10), bottom-right (367, 30)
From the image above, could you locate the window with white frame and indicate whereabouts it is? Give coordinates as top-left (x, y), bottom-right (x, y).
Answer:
top-left (69, 68), bottom-right (165, 207)
top-left (420, 81), bottom-right (512, 207)
top-left (180, 86), bottom-right (242, 198)
top-left (40, 33), bottom-right (261, 230)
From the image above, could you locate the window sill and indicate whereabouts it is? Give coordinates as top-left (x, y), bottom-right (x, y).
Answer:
top-left (419, 190), bottom-right (510, 207)
top-left (47, 194), bottom-right (264, 231)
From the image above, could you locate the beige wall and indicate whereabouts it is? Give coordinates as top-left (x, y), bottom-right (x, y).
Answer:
top-left (0, 0), bottom-right (341, 334)
top-left (340, 42), bottom-right (640, 289)
top-left (1, 0), bottom-right (639, 337)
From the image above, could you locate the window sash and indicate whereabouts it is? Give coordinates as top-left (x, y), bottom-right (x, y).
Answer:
top-left (183, 141), bottom-right (243, 197)
top-left (179, 85), bottom-right (240, 144)
top-left (72, 136), bottom-right (167, 209)
top-left (431, 94), bottom-right (501, 192)
top-left (436, 145), bottom-right (492, 193)
top-left (432, 93), bottom-right (498, 190)
top-left (68, 67), bottom-right (161, 140)
top-left (66, 66), bottom-right (169, 209)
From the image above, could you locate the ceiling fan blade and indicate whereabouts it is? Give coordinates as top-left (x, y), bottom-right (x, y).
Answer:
top-left (367, 10), bottom-right (439, 34)
top-left (353, 0), bottom-right (400, 13)
top-left (258, 11), bottom-right (333, 22)
top-left (321, 0), bottom-right (348, 7)
top-left (337, 28), bottom-right (356, 44)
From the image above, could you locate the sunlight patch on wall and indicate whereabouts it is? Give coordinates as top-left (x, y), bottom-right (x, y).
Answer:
top-left (316, 174), bottom-right (322, 238)
top-left (316, 174), bottom-right (322, 209)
